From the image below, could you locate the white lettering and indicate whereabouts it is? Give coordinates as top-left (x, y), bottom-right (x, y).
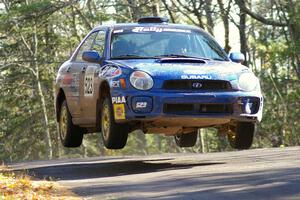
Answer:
top-left (112, 96), bottom-right (126, 104)
top-left (113, 29), bottom-right (123, 33)
top-left (136, 102), bottom-right (147, 108)
top-left (131, 27), bottom-right (190, 33)
top-left (181, 74), bottom-right (212, 80)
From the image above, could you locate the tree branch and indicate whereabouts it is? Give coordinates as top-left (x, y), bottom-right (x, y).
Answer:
top-left (235, 0), bottom-right (288, 27)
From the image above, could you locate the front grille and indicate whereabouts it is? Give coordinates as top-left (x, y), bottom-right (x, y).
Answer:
top-left (162, 80), bottom-right (232, 91)
top-left (163, 103), bottom-right (233, 115)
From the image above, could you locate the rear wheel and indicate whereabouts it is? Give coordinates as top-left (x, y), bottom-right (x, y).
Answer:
top-left (174, 132), bottom-right (198, 147)
top-left (101, 97), bottom-right (129, 149)
top-left (228, 122), bottom-right (255, 150)
top-left (59, 100), bottom-right (85, 147)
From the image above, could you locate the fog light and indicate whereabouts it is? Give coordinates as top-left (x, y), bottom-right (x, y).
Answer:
top-left (245, 100), bottom-right (252, 114)
top-left (239, 97), bottom-right (260, 114)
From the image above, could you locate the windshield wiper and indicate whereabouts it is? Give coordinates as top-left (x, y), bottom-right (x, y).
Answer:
top-left (154, 54), bottom-right (211, 60)
top-left (112, 54), bottom-right (154, 59)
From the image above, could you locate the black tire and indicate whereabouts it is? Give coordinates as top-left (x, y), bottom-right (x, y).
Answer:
top-left (59, 100), bottom-right (84, 147)
top-left (174, 132), bottom-right (198, 147)
top-left (101, 97), bottom-right (129, 149)
top-left (228, 122), bottom-right (255, 150)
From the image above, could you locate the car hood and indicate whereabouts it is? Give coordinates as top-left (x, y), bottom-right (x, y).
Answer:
top-left (110, 59), bottom-right (250, 81)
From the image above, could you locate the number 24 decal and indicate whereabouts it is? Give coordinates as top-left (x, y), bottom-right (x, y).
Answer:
top-left (84, 74), bottom-right (94, 96)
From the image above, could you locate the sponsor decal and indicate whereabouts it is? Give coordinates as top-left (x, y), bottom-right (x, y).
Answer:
top-left (62, 73), bottom-right (79, 87)
top-left (99, 64), bottom-right (122, 78)
top-left (163, 28), bottom-right (191, 33)
top-left (113, 104), bottom-right (125, 120)
top-left (136, 102), bottom-right (147, 108)
top-left (62, 73), bottom-right (79, 96)
top-left (111, 80), bottom-right (120, 88)
top-left (111, 68), bottom-right (121, 76)
top-left (62, 74), bottom-right (72, 85)
top-left (132, 27), bottom-right (191, 33)
top-left (84, 74), bottom-right (94, 96)
top-left (112, 96), bottom-right (126, 104)
top-left (181, 74), bottom-right (212, 80)
top-left (113, 29), bottom-right (123, 33)
top-left (132, 27), bottom-right (162, 33)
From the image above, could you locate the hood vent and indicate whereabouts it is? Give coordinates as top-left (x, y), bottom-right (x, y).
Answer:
top-left (157, 58), bottom-right (207, 64)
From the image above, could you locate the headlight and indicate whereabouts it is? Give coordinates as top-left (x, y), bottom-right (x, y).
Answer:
top-left (238, 72), bottom-right (259, 91)
top-left (130, 71), bottom-right (153, 90)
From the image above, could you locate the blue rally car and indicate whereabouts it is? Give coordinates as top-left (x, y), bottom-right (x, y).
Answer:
top-left (55, 17), bottom-right (263, 150)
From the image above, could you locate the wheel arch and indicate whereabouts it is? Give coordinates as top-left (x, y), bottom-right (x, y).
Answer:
top-left (96, 80), bottom-right (111, 131)
top-left (56, 88), bottom-right (66, 122)
top-left (98, 80), bottom-right (111, 100)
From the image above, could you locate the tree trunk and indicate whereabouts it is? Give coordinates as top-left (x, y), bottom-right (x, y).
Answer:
top-left (36, 75), bottom-right (53, 159)
top-left (199, 129), bottom-right (206, 153)
top-left (204, 0), bottom-right (214, 35)
top-left (82, 140), bottom-right (88, 158)
top-left (44, 22), bottom-right (61, 158)
top-left (52, 79), bottom-right (61, 158)
top-left (33, 23), bottom-right (53, 159)
top-left (217, 0), bottom-right (231, 53)
top-left (127, 0), bottom-right (140, 21)
top-left (136, 130), bottom-right (148, 155)
top-left (151, 0), bottom-right (159, 16)
top-left (238, 0), bottom-right (248, 66)
top-left (155, 135), bottom-right (162, 152)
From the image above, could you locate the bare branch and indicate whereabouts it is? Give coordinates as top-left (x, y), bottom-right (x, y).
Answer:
top-left (73, 5), bottom-right (92, 30)
top-left (170, 0), bottom-right (200, 26)
top-left (0, 63), bottom-right (37, 76)
top-left (20, 33), bottom-right (34, 56)
top-left (161, 0), bottom-right (176, 23)
top-left (235, 0), bottom-right (288, 27)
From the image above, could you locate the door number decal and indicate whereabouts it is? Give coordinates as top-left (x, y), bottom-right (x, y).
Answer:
top-left (84, 74), bottom-right (94, 96)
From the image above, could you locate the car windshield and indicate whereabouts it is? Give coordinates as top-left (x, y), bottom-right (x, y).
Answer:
top-left (110, 26), bottom-right (228, 61)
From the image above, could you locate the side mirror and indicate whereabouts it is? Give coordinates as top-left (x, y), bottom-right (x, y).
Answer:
top-left (229, 52), bottom-right (245, 63)
top-left (82, 51), bottom-right (101, 63)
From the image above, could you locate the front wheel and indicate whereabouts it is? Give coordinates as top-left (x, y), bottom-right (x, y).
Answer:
top-left (59, 100), bottom-right (85, 147)
top-left (101, 97), bottom-right (129, 149)
top-left (174, 132), bottom-right (198, 147)
top-left (227, 122), bottom-right (256, 150)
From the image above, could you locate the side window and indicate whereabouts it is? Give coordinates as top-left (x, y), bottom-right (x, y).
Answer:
top-left (75, 31), bottom-right (98, 61)
top-left (91, 31), bottom-right (106, 55)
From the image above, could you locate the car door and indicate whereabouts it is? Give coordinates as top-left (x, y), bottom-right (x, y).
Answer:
top-left (68, 31), bottom-right (99, 120)
top-left (80, 30), bottom-right (107, 123)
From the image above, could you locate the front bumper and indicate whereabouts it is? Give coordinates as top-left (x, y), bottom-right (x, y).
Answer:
top-left (111, 89), bottom-right (263, 126)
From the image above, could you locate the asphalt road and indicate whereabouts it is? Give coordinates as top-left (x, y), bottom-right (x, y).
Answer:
top-left (10, 147), bottom-right (300, 200)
